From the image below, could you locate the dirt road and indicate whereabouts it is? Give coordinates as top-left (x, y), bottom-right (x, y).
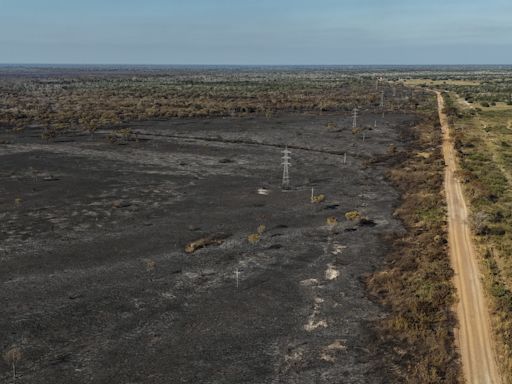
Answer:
top-left (437, 92), bottom-right (502, 384)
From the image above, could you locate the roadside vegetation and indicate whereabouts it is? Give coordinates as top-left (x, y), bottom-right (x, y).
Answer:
top-left (442, 90), bottom-right (512, 382)
top-left (368, 95), bottom-right (461, 383)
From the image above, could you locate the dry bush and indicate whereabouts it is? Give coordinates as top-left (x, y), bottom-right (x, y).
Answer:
top-left (108, 128), bottom-right (135, 144)
top-left (471, 211), bottom-right (490, 235)
top-left (311, 194), bottom-right (326, 204)
top-left (387, 144), bottom-right (397, 154)
top-left (41, 125), bottom-right (59, 140)
top-left (345, 211), bottom-right (361, 221)
top-left (368, 111), bottom-right (461, 383)
top-left (326, 216), bottom-right (337, 226)
top-left (247, 233), bottom-right (260, 244)
top-left (143, 259), bottom-right (156, 272)
top-left (185, 234), bottom-right (229, 253)
top-left (4, 345), bottom-right (22, 383)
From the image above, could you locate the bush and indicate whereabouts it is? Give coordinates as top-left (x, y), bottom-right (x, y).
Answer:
top-left (345, 211), bottom-right (361, 221)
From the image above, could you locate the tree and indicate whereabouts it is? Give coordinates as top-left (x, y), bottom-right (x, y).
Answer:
top-left (3, 345), bottom-right (22, 383)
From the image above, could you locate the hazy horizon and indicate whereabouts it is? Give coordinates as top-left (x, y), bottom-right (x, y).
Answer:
top-left (2, 63), bottom-right (512, 67)
top-left (2, 0), bottom-right (512, 65)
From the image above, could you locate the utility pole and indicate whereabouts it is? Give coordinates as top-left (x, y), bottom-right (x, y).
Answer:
top-left (381, 90), bottom-right (385, 118)
top-left (281, 146), bottom-right (291, 190)
top-left (352, 108), bottom-right (358, 129)
top-left (235, 268), bottom-right (240, 289)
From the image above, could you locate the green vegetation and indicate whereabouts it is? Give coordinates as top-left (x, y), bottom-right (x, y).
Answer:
top-left (443, 90), bottom-right (512, 381)
top-left (0, 67), bottom-right (420, 136)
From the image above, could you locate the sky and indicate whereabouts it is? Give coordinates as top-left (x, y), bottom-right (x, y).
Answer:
top-left (1, 0), bottom-right (512, 65)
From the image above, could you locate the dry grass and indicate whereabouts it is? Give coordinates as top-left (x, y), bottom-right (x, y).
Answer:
top-left (444, 91), bottom-right (512, 382)
top-left (247, 233), bottom-right (260, 244)
top-left (326, 216), bottom-right (337, 226)
top-left (344, 211), bottom-right (361, 221)
top-left (311, 193), bottom-right (326, 204)
top-left (368, 107), bottom-right (461, 383)
top-left (185, 234), bottom-right (229, 253)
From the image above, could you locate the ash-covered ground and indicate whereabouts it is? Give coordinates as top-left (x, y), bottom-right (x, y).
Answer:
top-left (1, 112), bottom-right (418, 383)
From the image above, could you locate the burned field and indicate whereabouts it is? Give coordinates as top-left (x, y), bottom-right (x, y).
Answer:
top-left (0, 68), bottom-right (456, 383)
top-left (0, 107), bottom-right (426, 383)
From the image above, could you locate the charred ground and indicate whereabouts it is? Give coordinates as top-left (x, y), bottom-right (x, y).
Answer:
top-left (0, 68), bottom-right (454, 383)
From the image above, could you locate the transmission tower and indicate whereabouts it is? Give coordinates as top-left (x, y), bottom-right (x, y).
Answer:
top-left (380, 90), bottom-right (385, 109)
top-left (281, 146), bottom-right (291, 190)
top-left (352, 108), bottom-right (358, 129)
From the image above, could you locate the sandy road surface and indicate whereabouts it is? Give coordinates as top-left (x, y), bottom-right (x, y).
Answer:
top-left (437, 92), bottom-right (502, 384)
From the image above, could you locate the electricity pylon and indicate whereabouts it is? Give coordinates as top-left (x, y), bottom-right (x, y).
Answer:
top-left (281, 146), bottom-right (291, 190)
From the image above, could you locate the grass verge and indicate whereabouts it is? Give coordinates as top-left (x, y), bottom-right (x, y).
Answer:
top-left (443, 92), bottom-right (512, 382)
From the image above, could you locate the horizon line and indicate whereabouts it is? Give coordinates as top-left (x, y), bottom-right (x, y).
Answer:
top-left (1, 63), bottom-right (512, 67)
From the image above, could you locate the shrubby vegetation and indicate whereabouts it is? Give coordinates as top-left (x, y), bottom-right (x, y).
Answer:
top-left (368, 102), bottom-right (461, 383)
top-left (443, 91), bottom-right (512, 381)
top-left (397, 66), bottom-right (512, 105)
top-left (0, 66), bottom-right (421, 134)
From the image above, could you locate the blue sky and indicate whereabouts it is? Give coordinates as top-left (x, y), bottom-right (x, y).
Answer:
top-left (1, 0), bottom-right (512, 64)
